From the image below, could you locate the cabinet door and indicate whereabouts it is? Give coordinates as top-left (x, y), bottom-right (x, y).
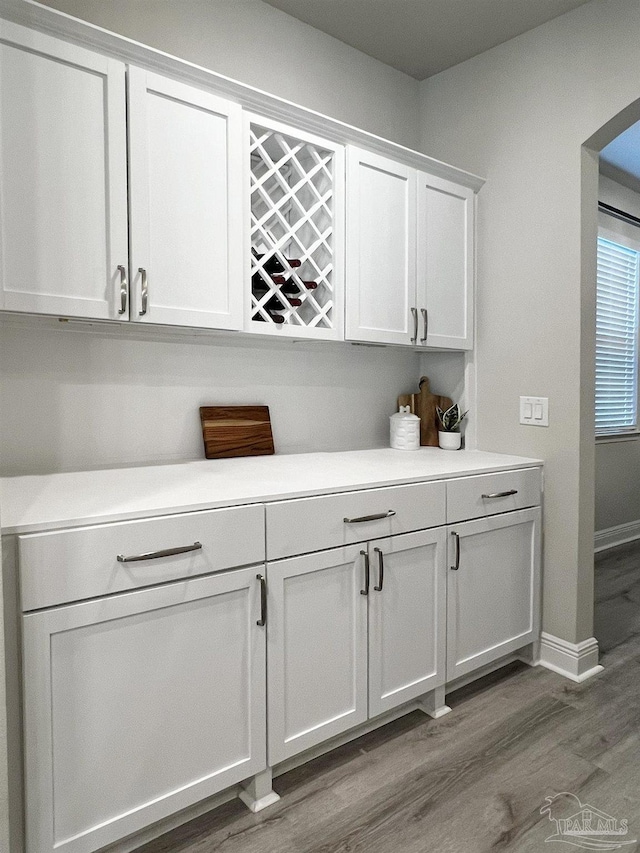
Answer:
top-left (0, 22), bottom-right (128, 319)
top-left (267, 545), bottom-right (368, 765)
top-left (345, 147), bottom-right (416, 345)
top-left (22, 569), bottom-right (266, 853)
top-left (368, 529), bottom-right (446, 718)
top-left (128, 68), bottom-right (243, 330)
top-left (416, 172), bottom-right (474, 349)
top-left (446, 508), bottom-right (541, 682)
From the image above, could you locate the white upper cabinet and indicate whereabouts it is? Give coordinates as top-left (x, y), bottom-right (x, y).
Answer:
top-left (0, 21), bottom-right (128, 319)
top-left (346, 145), bottom-right (475, 350)
top-left (128, 69), bottom-right (243, 330)
top-left (416, 172), bottom-right (474, 349)
top-left (345, 147), bottom-right (416, 345)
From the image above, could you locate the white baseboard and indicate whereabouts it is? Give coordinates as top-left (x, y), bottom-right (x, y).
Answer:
top-left (539, 632), bottom-right (603, 682)
top-left (594, 519), bottom-right (640, 552)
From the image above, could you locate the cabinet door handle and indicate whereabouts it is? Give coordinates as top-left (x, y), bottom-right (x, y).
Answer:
top-left (420, 308), bottom-right (428, 344)
top-left (256, 573), bottom-right (267, 627)
top-left (373, 547), bottom-right (384, 591)
top-left (360, 549), bottom-right (370, 596)
top-left (450, 532), bottom-right (460, 571)
top-left (410, 307), bottom-right (418, 344)
top-left (116, 541), bottom-right (202, 563)
top-left (481, 489), bottom-right (518, 499)
top-left (344, 510), bottom-right (396, 524)
top-left (117, 265), bottom-right (128, 315)
top-left (138, 267), bottom-right (148, 316)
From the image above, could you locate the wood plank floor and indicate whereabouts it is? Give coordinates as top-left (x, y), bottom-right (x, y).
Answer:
top-left (134, 544), bottom-right (640, 853)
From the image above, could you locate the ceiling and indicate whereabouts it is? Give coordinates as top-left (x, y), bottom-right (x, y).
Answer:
top-left (262, 0), bottom-right (594, 80)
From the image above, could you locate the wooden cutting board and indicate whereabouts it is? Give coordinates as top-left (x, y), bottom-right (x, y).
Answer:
top-left (398, 377), bottom-right (453, 447)
top-left (200, 406), bottom-right (275, 459)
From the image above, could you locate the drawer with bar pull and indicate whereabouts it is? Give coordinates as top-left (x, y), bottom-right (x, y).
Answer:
top-left (266, 482), bottom-right (446, 560)
top-left (445, 468), bottom-right (542, 524)
top-left (18, 504), bottom-right (265, 611)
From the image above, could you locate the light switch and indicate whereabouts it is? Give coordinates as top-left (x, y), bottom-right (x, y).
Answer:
top-left (520, 396), bottom-right (549, 427)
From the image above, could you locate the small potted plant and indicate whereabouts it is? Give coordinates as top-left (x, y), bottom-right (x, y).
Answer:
top-left (436, 403), bottom-right (467, 450)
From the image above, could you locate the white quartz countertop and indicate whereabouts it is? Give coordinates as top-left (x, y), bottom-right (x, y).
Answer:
top-left (0, 448), bottom-right (542, 535)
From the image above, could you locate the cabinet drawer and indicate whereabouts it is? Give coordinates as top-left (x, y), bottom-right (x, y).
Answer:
top-left (19, 504), bottom-right (265, 611)
top-left (266, 482), bottom-right (446, 559)
top-left (446, 468), bottom-right (541, 524)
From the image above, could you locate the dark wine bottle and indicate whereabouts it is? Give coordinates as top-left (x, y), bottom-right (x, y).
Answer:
top-left (253, 285), bottom-right (302, 308)
top-left (251, 248), bottom-right (302, 272)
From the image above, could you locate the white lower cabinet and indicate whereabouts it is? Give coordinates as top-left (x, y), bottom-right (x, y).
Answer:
top-left (22, 568), bottom-right (267, 853)
top-left (446, 507), bottom-right (541, 681)
top-left (266, 528), bottom-right (446, 765)
top-left (14, 461), bottom-right (543, 853)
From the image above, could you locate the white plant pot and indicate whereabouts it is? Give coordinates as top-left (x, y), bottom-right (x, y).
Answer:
top-left (438, 431), bottom-right (461, 451)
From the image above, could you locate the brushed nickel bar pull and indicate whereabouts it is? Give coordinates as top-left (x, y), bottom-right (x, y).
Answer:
top-left (373, 547), bottom-right (384, 591)
top-left (117, 265), bottom-right (128, 315)
top-left (138, 267), bottom-right (148, 316)
top-left (256, 574), bottom-right (267, 627)
top-left (450, 532), bottom-right (460, 571)
top-left (420, 308), bottom-right (428, 344)
top-left (343, 510), bottom-right (396, 524)
top-left (410, 307), bottom-right (418, 344)
top-left (481, 489), bottom-right (518, 499)
top-left (117, 542), bottom-right (202, 563)
top-left (360, 550), bottom-right (370, 596)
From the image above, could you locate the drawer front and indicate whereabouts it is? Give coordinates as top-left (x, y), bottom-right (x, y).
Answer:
top-left (446, 468), bottom-right (542, 524)
top-left (19, 504), bottom-right (265, 611)
top-left (266, 482), bottom-right (446, 560)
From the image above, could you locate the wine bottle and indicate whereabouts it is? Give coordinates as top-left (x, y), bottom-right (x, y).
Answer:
top-left (271, 275), bottom-right (318, 291)
top-left (252, 284), bottom-right (302, 308)
top-left (251, 248), bottom-right (302, 273)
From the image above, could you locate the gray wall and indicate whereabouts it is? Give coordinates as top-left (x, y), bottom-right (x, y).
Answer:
top-left (0, 320), bottom-right (463, 475)
top-left (595, 174), bottom-right (640, 532)
top-left (418, 0), bottom-right (640, 645)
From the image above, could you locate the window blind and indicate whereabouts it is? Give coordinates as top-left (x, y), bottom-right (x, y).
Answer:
top-left (596, 236), bottom-right (640, 435)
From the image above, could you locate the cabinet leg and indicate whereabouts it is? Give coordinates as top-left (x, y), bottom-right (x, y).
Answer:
top-left (239, 768), bottom-right (281, 813)
top-left (517, 640), bottom-right (541, 667)
top-left (417, 685), bottom-right (451, 719)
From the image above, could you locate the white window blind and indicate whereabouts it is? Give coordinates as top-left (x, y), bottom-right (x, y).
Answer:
top-left (596, 236), bottom-right (640, 435)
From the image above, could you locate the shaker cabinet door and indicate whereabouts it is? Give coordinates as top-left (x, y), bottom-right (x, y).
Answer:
top-left (0, 21), bottom-right (128, 319)
top-left (23, 569), bottom-right (266, 853)
top-left (416, 172), bottom-right (474, 350)
top-left (128, 68), bottom-right (243, 330)
top-left (368, 529), bottom-right (446, 717)
top-left (446, 508), bottom-right (541, 681)
top-left (266, 545), bottom-right (368, 765)
top-left (345, 146), bottom-right (416, 346)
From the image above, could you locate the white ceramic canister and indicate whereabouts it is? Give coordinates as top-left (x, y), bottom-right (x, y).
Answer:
top-left (390, 406), bottom-right (420, 450)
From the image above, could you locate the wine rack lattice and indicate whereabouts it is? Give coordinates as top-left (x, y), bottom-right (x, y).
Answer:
top-left (250, 123), bottom-right (335, 330)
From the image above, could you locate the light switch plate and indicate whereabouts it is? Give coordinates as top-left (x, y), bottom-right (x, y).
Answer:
top-left (520, 396), bottom-right (549, 427)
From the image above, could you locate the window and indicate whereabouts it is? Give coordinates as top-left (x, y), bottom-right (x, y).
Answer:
top-left (596, 234), bottom-right (640, 436)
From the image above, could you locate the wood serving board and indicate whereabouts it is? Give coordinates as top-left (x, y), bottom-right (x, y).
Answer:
top-left (398, 377), bottom-right (453, 447)
top-left (200, 406), bottom-right (275, 459)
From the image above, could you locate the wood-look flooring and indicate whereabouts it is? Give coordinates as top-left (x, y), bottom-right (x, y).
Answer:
top-left (135, 544), bottom-right (640, 853)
